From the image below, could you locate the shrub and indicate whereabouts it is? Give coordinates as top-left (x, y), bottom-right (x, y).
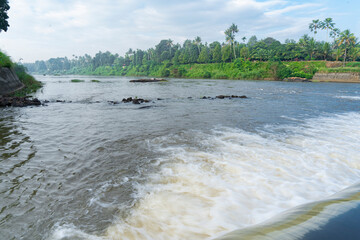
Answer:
top-left (291, 71), bottom-right (313, 79)
top-left (268, 61), bottom-right (292, 80)
top-left (161, 68), bottom-right (170, 77)
top-left (202, 71), bottom-right (211, 79)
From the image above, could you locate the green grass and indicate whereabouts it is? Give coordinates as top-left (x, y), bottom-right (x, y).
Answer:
top-left (346, 62), bottom-right (360, 68)
top-left (90, 79), bottom-right (101, 82)
top-left (319, 67), bottom-right (360, 73)
top-left (8, 64), bottom-right (43, 97)
top-left (11, 72), bottom-right (43, 97)
top-left (71, 79), bottom-right (85, 82)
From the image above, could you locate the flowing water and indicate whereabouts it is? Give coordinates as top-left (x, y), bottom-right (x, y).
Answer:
top-left (0, 76), bottom-right (360, 240)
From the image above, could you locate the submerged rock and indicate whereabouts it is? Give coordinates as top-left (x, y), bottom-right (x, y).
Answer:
top-left (130, 78), bottom-right (167, 83)
top-left (0, 96), bottom-right (41, 107)
top-left (215, 95), bottom-right (248, 99)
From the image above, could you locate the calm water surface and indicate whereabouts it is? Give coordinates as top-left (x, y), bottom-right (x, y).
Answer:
top-left (0, 76), bottom-right (360, 239)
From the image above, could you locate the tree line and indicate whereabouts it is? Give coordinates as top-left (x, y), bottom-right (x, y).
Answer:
top-left (24, 18), bottom-right (359, 74)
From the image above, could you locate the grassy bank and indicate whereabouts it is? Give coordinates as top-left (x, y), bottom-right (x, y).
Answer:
top-left (0, 51), bottom-right (42, 97)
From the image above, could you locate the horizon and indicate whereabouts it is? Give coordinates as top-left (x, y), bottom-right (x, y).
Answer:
top-left (0, 0), bottom-right (359, 63)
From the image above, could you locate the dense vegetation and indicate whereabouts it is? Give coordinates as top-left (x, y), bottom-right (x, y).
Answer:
top-left (0, 0), bottom-right (10, 32)
top-left (25, 18), bottom-right (359, 80)
top-left (0, 51), bottom-right (42, 96)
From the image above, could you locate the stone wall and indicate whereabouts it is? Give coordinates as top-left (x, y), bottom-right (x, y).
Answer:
top-left (0, 67), bottom-right (24, 95)
top-left (312, 72), bottom-right (360, 83)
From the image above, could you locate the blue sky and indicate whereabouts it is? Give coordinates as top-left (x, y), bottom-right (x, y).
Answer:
top-left (0, 0), bottom-right (359, 62)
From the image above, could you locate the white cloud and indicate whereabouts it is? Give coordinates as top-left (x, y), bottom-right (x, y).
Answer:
top-left (1, 0), bottom-right (352, 62)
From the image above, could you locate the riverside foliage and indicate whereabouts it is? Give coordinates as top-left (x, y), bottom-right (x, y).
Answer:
top-left (0, 51), bottom-right (42, 96)
top-left (24, 19), bottom-right (360, 80)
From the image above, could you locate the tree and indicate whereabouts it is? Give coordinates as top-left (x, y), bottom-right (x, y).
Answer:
top-left (194, 36), bottom-right (202, 54)
top-left (167, 39), bottom-right (174, 56)
top-left (247, 35), bottom-right (258, 48)
top-left (0, 0), bottom-right (9, 32)
top-left (240, 47), bottom-right (249, 60)
top-left (198, 46), bottom-right (210, 63)
top-left (212, 44), bottom-right (222, 63)
top-left (349, 46), bottom-right (360, 61)
top-left (229, 23), bottom-right (239, 58)
top-left (338, 29), bottom-right (356, 66)
top-left (330, 28), bottom-right (340, 43)
top-left (309, 19), bottom-right (321, 40)
top-left (322, 42), bottom-right (331, 61)
top-left (222, 45), bottom-right (232, 62)
top-left (224, 28), bottom-right (234, 59)
top-left (321, 18), bottom-right (335, 42)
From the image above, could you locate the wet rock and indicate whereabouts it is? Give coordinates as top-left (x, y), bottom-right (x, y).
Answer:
top-left (130, 78), bottom-right (167, 83)
top-left (0, 96), bottom-right (41, 107)
top-left (284, 77), bottom-right (310, 82)
top-left (108, 101), bottom-right (120, 105)
top-left (121, 97), bottom-right (150, 104)
top-left (138, 106), bottom-right (152, 109)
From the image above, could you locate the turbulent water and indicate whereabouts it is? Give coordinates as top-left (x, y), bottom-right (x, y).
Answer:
top-left (0, 76), bottom-right (360, 240)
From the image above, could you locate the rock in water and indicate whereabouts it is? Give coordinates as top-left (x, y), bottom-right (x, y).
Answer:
top-left (0, 96), bottom-right (41, 107)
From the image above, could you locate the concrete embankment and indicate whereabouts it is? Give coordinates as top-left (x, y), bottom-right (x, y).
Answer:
top-left (0, 67), bottom-right (24, 95)
top-left (312, 72), bottom-right (360, 83)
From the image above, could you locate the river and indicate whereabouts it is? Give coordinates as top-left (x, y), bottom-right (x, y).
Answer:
top-left (0, 75), bottom-right (360, 239)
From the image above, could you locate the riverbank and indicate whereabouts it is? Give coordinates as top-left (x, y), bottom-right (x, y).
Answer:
top-left (28, 60), bottom-right (360, 83)
top-left (0, 51), bottom-right (42, 106)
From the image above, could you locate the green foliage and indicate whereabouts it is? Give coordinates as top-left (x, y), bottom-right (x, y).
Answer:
top-left (222, 45), bottom-right (232, 62)
top-left (71, 79), bottom-right (85, 82)
top-left (160, 68), bottom-right (170, 77)
top-left (198, 47), bottom-right (210, 63)
top-left (212, 44), bottom-right (222, 63)
top-left (11, 63), bottom-right (42, 97)
top-left (90, 79), bottom-right (101, 82)
top-left (0, 0), bottom-right (10, 32)
top-left (0, 51), bottom-right (13, 67)
top-left (268, 61), bottom-right (292, 80)
top-left (346, 62), bottom-right (360, 67)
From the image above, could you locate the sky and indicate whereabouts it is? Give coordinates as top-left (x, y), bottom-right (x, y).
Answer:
top-left (0, 0), bottom-right (359, 62)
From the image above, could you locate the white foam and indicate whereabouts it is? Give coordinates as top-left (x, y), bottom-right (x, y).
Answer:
top-left (336, 95), bottom-right (360, 100)
top-left (49, 112), bottom-right (360, 240)
top-left (103, 112), bottom-right (360, 240)
top-left (49, 224), bottom-right (105, 240)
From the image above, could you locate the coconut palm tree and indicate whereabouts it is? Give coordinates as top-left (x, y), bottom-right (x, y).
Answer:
top-left (322, 18), bottom-right (335, 42)
top-left (330, 28), bottom-right (340, 44)
top-left (309, 19), bottom-right (321, 40)
top-left (350, 47), bottom-right (360, 61)
top-left (337, 29), bottom-right (356, 66)
top-left (229, 23), bottom-right (239, 58)
top-left (167, 39), bottom-right (174, 56)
